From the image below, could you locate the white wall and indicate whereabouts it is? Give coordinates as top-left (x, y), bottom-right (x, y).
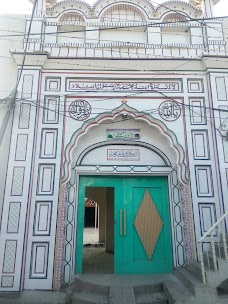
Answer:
top-left (0, 14), bottom-right (25, 219)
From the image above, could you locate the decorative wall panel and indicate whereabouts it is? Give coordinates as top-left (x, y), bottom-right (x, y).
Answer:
top-left (223, 139), bottom-right (228, 162)
top-left (43, 96), bottom-right (59, 124)
top-left (45, 77), bottom-right (61, 91)
top-left (7, 203), bottom-right (21, 233)
top-left (192, 130), bottom-right (210, 160)
top-left (199, 203), bottom-right (217, 236)
top-left (37, 164), bottom-right (55, 195)
top-left (40, 129), bottom-right (58, 158)
top-left (189, 98), bottom-right (206, 125)
top-left (1, 276), bottom-right (14, 287)
top-left (15, 134), bottom-right (28, 161)
top-left (18, 103), bottom-right (31, 129)
top-left (187, 79), bottom-right (204, 93)
top-left (29, 242), bottom-right (49, 279)
top-left (195, 166), bottom-right (214, 197)
top-left (2, 240), bottom-right (17, 273)
top-left (216, 77), bottom-right (227, 101)
top-left (11, 167), bottom-right (25, 196)
top-left (33, 201), bottom-right (52, 236)
top-left (219, 106), bottom-right (228, 131)
top-left (22, 75), bottom-right (33, 99)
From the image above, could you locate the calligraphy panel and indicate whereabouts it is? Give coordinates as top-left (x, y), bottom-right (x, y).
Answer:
top-left (106, 129), bottom-right (140, 141)
top-left (107, 149), bottom-right (140, 161)
top-left (66, 79), bottom-right (182, 93)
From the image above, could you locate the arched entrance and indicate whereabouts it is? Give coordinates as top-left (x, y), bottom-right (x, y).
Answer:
top-left (54, 104), bottom-right (194, 288)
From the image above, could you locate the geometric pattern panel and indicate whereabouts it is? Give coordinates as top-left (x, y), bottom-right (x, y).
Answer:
top-left (37, 164), bottom-right (55, 195)
top-left (134, 190), bottom-right (163, 260)
top-left (216, 77), bottom-right (227, 101)
top-left (199, 203), bottom-right (217, 236)
top-left (43, 96), bottom-right (59, 124)
top-left (3, 240), bottom-right (17, 273)
top-left (189, 98), bottom-right (206, 125)
top-left (29, 242), bottom-right (49, 279)
top-left (171, 168), bottom-right (184, 266)
top-left (187, 79), bottom-right (204, 93)
top-left (192, 130), bottom-right (210, 160)
top-left (223, 138), bottom-right (228, 162)
top-left (18, 103), bottom-right (31, 129)
top-left (195, 166), bottom-right (214, 197)
top-left (219, 106), bottom-right (228, 131)
top-left (15, 134), bottom-right (28, 161)
top-left (33, 201), bottom-right (52, 236)
top-left (11, 167), bottom-right (25, 196)
top-left (1, 276), bottom-right (14, 287)
top-left (22, 75), bottom-right (33, 99)
top-left (7, 203), bottom-right (21, 233)
top-left (45, 77), bottom-right (61, 92)
top-left (40, 129), bottom-right (58, 158)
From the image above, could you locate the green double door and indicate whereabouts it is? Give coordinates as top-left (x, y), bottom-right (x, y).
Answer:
top-left (76, 176), bottom-right (173, 274)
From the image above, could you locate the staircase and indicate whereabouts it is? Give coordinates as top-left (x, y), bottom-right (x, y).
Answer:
top-left (64, 275), bottom-right (196, 304)
top-left (65, 213), bottom-right (228, 304)
top-left (175, 211), bottom-right (228, 304)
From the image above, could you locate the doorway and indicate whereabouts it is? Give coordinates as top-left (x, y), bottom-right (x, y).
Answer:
top-left (75, 176), bottom-right (173, 274)
top-left (82, 187), bottom-right (114, 274)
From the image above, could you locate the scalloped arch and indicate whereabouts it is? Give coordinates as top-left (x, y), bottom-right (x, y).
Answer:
top-left (93, 0), bottom-right (156, 19)
top-left (62, 103), bottom-right (188, 185)
top-left (156, 0), bottom-right (202, 18)
top-left (47, 0), bottom-right (92, 17)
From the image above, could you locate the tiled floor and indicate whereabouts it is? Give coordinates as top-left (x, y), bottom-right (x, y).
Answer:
top-left (83, 227), bottom-right (99, 244)
top-left (83, 227), bottom-right (114, 274)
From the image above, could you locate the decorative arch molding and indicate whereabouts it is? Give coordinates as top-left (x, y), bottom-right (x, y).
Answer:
top-left (93, 0), bottom-right (155, 20)
top-left (47, 0), bottom-right (91, 17)
top-left (58, 11), bottom-right (86, 22)
top-left (76, 140), bottom-right (172, 166)
top-left (62, 103), bottom-right (188, 185)
top-left (156, 1), bottom-right (202, 19)
top-left (44, 0), bottom-right (203, 20)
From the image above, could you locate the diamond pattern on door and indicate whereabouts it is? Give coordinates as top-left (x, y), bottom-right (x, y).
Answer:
top-left (134, 190), bottom-right (163, 260)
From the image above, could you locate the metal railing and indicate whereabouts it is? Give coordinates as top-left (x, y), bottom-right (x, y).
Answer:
top-left (198, 211), bottom-right (228, 284)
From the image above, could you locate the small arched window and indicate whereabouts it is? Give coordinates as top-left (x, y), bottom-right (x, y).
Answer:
top-left (161, 13), bottom-right (190, 45)
top-left (58, 12), bottom-right (85, 44)
top-left (100, 4), bottom-right (147, 44)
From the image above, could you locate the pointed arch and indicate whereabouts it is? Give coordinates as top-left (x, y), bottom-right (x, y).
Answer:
top-left (62, 103), bottom-right (188, 185)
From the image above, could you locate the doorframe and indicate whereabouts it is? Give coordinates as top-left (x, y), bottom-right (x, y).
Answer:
top-left (72, 166), bottom-right (183, 276)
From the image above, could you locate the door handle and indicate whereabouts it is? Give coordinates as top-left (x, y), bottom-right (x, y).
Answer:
top-left (120, 209), bottom-right (123, 236)
top-left (124, 210), bottom-right (126, 236)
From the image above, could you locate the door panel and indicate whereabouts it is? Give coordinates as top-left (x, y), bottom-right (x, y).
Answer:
top-left (75, 176), bottom-right (173, 274)
top-left (123, 177), bottom-right (173, 273)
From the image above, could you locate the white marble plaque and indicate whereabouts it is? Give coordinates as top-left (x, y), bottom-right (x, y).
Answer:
top-left (107, 149), bottom-right (140, 161)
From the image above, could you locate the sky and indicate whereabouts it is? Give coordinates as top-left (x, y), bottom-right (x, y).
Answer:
top-left (0, 0), bottom-right (227, 16)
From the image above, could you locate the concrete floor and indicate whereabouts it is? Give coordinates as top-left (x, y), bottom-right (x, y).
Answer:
top-left (83, 227), bottom-right (114, 274)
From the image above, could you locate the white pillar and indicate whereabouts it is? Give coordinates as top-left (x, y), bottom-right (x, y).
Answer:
top-left (203, 0), bottom-right (215, 18)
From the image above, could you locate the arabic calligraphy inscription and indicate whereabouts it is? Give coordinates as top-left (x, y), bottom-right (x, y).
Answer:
top-left (107, 149), bottom-right (140, 161)
top-left (67, 80), bottom-right (181, 92)
top-left (69, 99), bottom-right (91, 121)
top-left (107, 129), bottom-right (140, 141)
top-left (159, 100), bottom-right (181, 121)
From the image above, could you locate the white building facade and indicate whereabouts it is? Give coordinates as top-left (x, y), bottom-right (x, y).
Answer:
top-left (0, 0), bottom-right (228, 292)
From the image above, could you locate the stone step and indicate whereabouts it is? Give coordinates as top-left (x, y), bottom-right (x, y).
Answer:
top-left (134, 284), bottom-right (163, 295)
top-left (175, 267), bottom-right (203, 296)
top-left (135, 292), bottom-right (168, 304)
top-left (186, 260), bottom-right (203, 282)
top-left (164, 278), bottom-right (196, 304)
top-left (70, 277), bottom-right (109, 295)
top-left (109, 286), bottom-right (135, 304)
top-left (71, 290), bottom-right (109, 304)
